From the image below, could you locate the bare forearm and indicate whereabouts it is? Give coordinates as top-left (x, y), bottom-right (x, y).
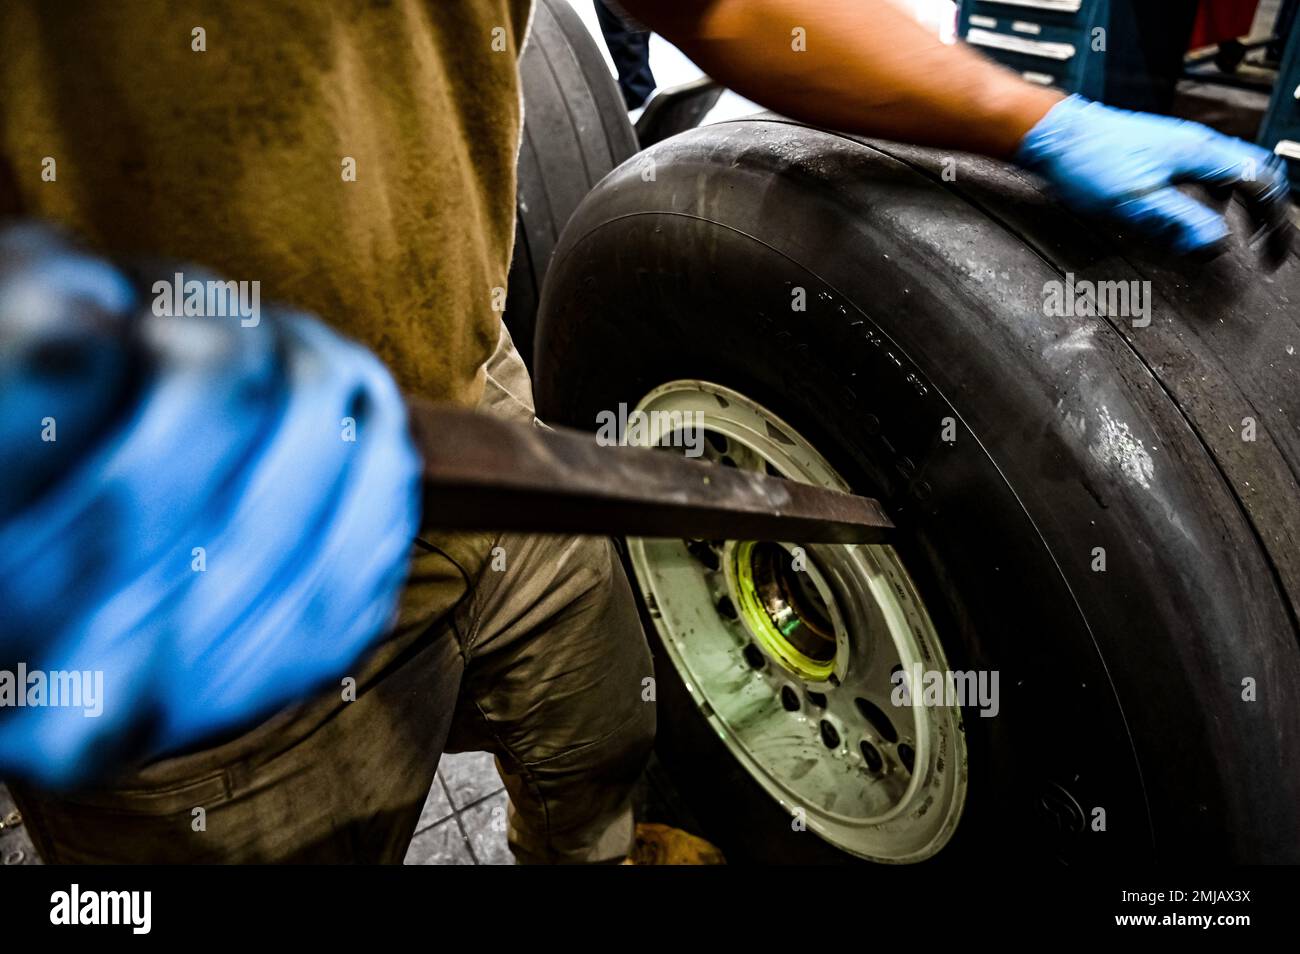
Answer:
top-left (619, 0), bottom-right (1063, 158)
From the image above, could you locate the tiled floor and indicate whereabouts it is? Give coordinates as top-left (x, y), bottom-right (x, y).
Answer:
top-left (403, 752), bottom-right (514, 866)
top-left (0, 783), bottom-right (40, 867)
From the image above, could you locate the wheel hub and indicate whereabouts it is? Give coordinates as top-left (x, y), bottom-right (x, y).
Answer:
top-left (730, 540), bottom-right (838, 680)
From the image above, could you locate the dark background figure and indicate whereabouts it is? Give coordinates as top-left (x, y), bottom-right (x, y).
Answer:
top-left (1270, 0), bottom-right (1299, 64)
top-left (594, 1), bottom-right (656, 110)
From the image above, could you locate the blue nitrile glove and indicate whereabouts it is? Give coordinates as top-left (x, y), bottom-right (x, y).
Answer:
top-left (0, 225), bottom-right (421, 788)
top-left (0, 225), bottom-right (139, 525)
top-left (1016, 94), bottom-right (1292, 264)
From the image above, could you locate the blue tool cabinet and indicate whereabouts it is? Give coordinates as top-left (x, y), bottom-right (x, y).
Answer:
top-left (958, 0), bottom-right (1110, 98)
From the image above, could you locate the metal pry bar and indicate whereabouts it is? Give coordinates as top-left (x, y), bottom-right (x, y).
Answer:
top-left (409, 401), bottom-right (895, 544)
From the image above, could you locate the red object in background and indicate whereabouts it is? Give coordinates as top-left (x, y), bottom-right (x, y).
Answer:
top-left (1190, 0), bottom-right (1260, 48)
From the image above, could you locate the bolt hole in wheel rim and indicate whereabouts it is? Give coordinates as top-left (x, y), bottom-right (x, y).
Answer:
top-left (625, 381), bottom-right (968, 862)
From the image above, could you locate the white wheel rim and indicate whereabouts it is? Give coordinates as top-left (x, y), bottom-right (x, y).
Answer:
top-left (625, 380), bottom-right (968, 862)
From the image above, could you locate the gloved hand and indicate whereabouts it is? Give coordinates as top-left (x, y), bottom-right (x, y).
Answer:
top-left (0, 225), bottom-right (421, 788)
top-left (0, 225), bottom-right (138, 525)
top-left (1016, 94), bottom-right (1292, 265)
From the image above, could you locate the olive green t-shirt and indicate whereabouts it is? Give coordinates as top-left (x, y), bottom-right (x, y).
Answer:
top-left (0, 0), bottom-right (533, 408)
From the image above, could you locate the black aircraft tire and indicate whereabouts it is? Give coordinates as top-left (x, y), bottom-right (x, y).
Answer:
top-left (533, 117), bottom-right (1300, 865)
top-left (506, 0), bottom-right (638, 367)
